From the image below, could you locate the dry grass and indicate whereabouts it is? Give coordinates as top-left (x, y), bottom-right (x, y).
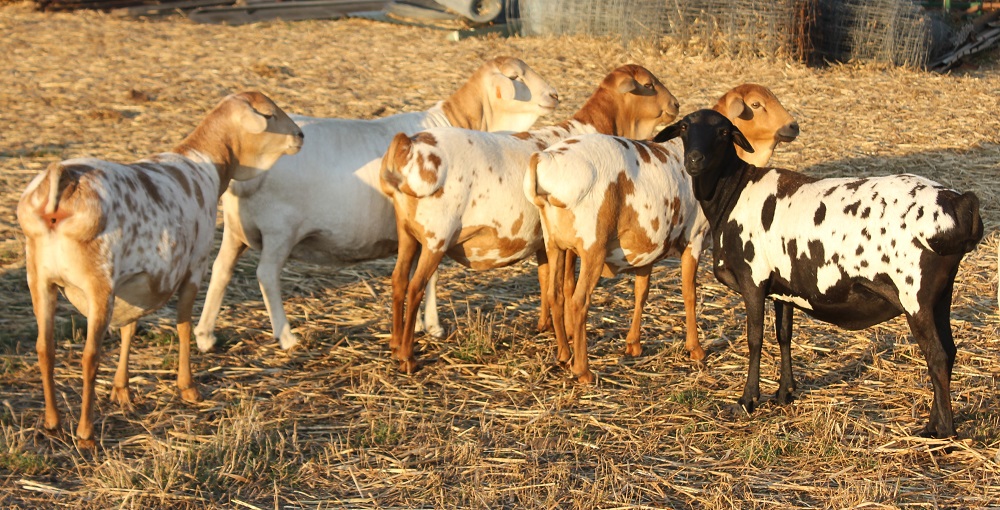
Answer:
top-left (1, 3), bottom-right (999, 508)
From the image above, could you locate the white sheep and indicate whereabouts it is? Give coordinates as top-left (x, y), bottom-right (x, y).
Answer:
top-left (658, 109), bottom-right (983, 437)
top-left (194, 57), bottom-right (559, 352)
top-left (526, 84), bottom-right (798, 382)
top-left (17, 91), bottom-right (304, 448)
top-left (378, 64), bottom-right (680, 373)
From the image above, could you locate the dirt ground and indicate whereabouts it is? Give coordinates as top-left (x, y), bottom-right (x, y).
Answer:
top-left (0, 3), bottom-right (999, 508)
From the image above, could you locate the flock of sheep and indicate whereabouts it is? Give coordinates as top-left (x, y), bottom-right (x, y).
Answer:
top-left (15, 56), bottom-right (983, 449)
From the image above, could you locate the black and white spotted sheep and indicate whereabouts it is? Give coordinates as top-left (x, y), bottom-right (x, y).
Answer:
top-left (656, 109), bottom-right (983, 438)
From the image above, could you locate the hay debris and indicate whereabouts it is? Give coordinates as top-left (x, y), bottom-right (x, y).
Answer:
top-left (0, 4), bottom-right (999, 508)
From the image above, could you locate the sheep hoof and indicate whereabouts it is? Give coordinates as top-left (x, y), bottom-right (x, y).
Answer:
top-left (624, 341), bottom-right (642, 358)
top-left (398, 358), bottom-right (417, 374)
top-left (918, 422), bottom-right (954, 439)
top-left (776, 389), bottom-right (795, 406)
top-left (688, 345), bottom-right (707, 362)
top-left (737, 396), bottom-right (758, 415)
top-left (76, 437), bottom-right (96, 450)
top-left (278, 330), bottom-right (300, 351)
top-left (109, 385), bottom-right (133, 408)
top-left (195, 330), bottom-right (217, 353)
top-left (536, 317), bottom-right (552, 333)
top-left (555, 353), bottom-right (571, 369)
top-left (424, 323), bottom-right (446, 339)
top-left (180, 386), bottom-right (202, 403)
top-left (575, 371), bottom-right (596, 384)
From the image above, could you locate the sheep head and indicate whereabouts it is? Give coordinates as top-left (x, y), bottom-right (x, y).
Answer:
top-left (655, 109), bottom-right (753, 200)
top-left (575, 64), bottom-right (680, 140)
top-left (175, 91), bottom-right (304, 186)
top-left (714, 84), bottom-right (799, 167)
top-left (444, 56), bottom-right (559, 133)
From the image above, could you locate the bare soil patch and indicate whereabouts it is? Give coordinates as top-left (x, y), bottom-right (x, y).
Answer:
top-left (0, 3), bottom-right (998, 508)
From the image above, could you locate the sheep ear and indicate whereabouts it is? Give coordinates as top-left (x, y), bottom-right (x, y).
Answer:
top-left (236, 98), bottom-right (269, 134)
top-left (491, 73), bottom-right (518, 101)
top-left (652, 121), bottom-right (682, 143)
top-left (732, 127), bottom-right (754, 153)
top-left (617, 77), bottom-right (640, 95)
top-left (727, 97), bottom-right (753, 120)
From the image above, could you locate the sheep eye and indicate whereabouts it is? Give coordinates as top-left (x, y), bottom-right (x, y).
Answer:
top-left (751, 102), bottom-right (762, 109)
top-left (643, 82), bottom-right (654, 89)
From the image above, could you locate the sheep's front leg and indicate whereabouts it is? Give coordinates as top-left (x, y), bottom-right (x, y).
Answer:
top-left (195, 222), bottom-right (249, 352)
top-left (681, 246), bottom-right (706, 361)
top-left (110, 322), bottom-right (138, 408)
top-left (738, 288), bottom-right (766, 414)
top-left (623, 264), bottom-right (652, 357)
top-left (27, 255), bottom-right (60, 434)
top-left (773, 301), bottom-right (796, 405)
top-left (175, 281), bottom-right (203, 403)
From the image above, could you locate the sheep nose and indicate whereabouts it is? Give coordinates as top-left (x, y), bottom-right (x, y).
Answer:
top-left (685, 152), bottom-right (705, 171)
top-left (550, 92), bottom-right (559, 101)
top-left (297, 131), bottom-right (305, 140)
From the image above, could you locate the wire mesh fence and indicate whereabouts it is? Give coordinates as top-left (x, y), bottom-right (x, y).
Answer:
top-left (512, 0), bottom-right (940, 67)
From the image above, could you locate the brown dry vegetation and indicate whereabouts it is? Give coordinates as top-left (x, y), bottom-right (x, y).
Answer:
top-left (1, 2), bottom-right (999, 508)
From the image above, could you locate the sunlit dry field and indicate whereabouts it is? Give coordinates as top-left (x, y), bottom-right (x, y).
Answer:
top-left (0, 3), bottom-right (999, 508)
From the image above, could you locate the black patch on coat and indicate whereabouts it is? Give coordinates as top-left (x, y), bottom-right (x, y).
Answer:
top-left (814, 203), bottom-right (827, 225)
top-left (744, 240), bottom-right (755, 262)
top-left (844, 179), bottom-right (869, 191)
top-left (861, 207), bottom-right (871, 219)
top-left (762, 195), bottom-right (776, 231)
top-left (844, 201), bottom-right (861, 215)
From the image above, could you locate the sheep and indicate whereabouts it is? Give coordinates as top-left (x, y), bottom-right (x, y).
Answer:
top-left (379, 64), bottom-right (680, 374)
top-left (526, 84), bottom-right (798, 383)
top-left (16, 92), bottom-right (304, 448)
top-left (194, 57), bottom-right (559, 353)
top-left (656, 109), bottom-right (983, 437)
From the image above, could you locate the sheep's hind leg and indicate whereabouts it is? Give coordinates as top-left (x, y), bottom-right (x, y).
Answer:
top-left (774, 301), bottom-right (796, 405)
top-left (110, 322), bottom-right (138, 408)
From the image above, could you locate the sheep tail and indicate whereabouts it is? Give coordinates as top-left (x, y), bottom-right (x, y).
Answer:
top-left (930, 191), bottom-right (983, 256)
top-left (526, 151), bottom-right (565, 208)
top-left (44, 162), bottom-right (65, 215)
top-left (379, 132), bottom-right (412, 197)
top-left (953, 191), bottom-right (984, 254)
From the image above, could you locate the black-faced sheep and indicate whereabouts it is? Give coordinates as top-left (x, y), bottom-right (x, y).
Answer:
top-left (657, 109), bottom-right (983, 437)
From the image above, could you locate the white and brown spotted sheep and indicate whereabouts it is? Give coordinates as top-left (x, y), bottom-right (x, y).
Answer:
top-left (379, 64), bottom-right (679, 374)
top-left (17, 92), bottom-right (304, 448)
top-left (657, 109), bottom-right (982, 437)
top-left (526, 84), bottom-right (798, 383)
